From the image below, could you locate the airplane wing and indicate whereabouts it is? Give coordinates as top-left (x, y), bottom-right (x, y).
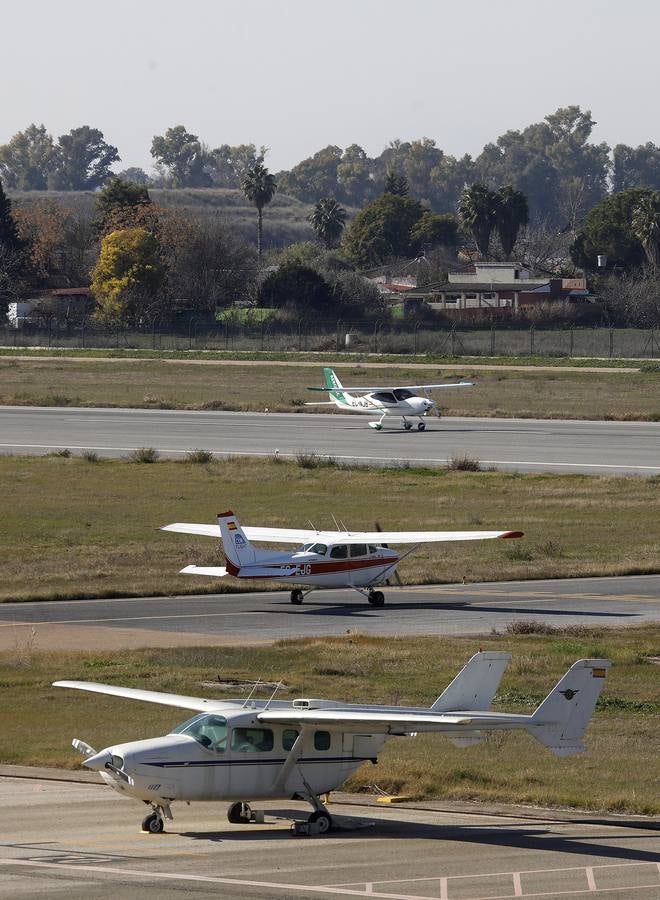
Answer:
top-left (53, 681), bottom-right (220, 712)
top-left (257, 708), bottom-right (522, 733)
top-left (307, 382), bottom-right (473, 393)
top-left (313, 529), bottom-right (523, 544)
top-left (161, 523), bottom-right (320, 544)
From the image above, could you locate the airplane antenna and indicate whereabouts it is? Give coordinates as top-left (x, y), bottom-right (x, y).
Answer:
top-left (339, 518), bottom-right (348, 533)
top-left (263, 680), bottom-right (283, 711)
top-left (242, 678), bottom-right (261, 709)
top-left (307, 519), bottom-right (318, 532)
top-left (331, 513), bottom-right (341, 531)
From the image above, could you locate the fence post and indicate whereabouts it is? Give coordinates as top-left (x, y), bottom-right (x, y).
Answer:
top-left (373, 319), bottom-right (383, 354)
top-left (413, 321), bottom-right (421, 354)
top-left (490, 326), bottom-right (495, 356)
top-left (188, 316), bottom-right (197, 351)
top-left (81, 319), bottom-right (85, 349)
top-left (529, 324), bottom-right (535, 355)
top-left (450, 325), bottom-right (455, 357)
top-left (298, 318), bottom-right (304, 352)
top-left (569, 325), bottom-right (574, 358)
top-left (47, 317), bottom-right (52, 348)
top-left (609, 326), bottom-right (614, 358)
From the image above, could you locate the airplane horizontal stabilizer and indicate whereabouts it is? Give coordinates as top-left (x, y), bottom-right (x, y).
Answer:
top-left (180, 565), bottom-right (228, 577)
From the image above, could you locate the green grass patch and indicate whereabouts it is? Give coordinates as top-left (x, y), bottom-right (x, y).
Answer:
top-left (0, 455), bottom-right (658, 602)
top-left (0, 356), bottom-right (657, 420)
top-left (2, 627), bottom-right (658, 814)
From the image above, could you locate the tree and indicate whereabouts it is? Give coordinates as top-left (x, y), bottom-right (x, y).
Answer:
top-left (210, 144), bottom-right (267, 187)
top-left (410, 211), bottom-right (458, 250)
top-left (458, 183), bottom-right (499, 257)
top-left (150, 126), bottom-right (212, 188)
top-left (0, 178), bottom-right (28, 317)
top-left (241, 162), bottom-right (277, 260)
top-left (259, 262), bottom-right (334, 313)
top-left (0, 124), bottom-right (58, 190)
top-left (570, 188), bottom-right (652, 271)
top-left (116, 167), bottom-right (152, 185)
top-left (494, 185), bottom-right (529, 259)
top-left (342, 193), bottom-right (424, 267)
top-left (613, 143), bottom-right (660, 192)
top-left (94, 176), bottom-right (151, 235)
top-left (631, 192), bottom-right (660, 270)
top-left (384, 170), bottom-right (409, 196)
top-left (91, 228), bottom-right (164, 324)
top-left (275, 146), bottom-right (342, 203)
top-left (48, 126), bottom-right (120, 190)
top-left (336, 144), bottom-right (372, 205)
top-left (308, 198), bottom-right (346, 248)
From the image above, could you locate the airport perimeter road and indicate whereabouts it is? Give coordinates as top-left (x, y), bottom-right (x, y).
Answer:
top-left (1, 776), bottom-right (658, 900)
top-left (1, 576), bottom-right (658, 651)
top-left (1, 405), bottom-right (659, 475)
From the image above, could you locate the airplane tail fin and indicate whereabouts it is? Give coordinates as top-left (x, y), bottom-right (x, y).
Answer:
top-left (217, 510), bottom-right (258, 570)
top-left (529, 658), bottom-right (611, 756)
top-left (431, 651), bottom-right (511, 712)
top-left (324, 367), bottom-right (344, 391)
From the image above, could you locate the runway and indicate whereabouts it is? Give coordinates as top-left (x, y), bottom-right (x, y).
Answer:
top-left (1, 575), bottom-right (658, 650)
top-left (1, 775), bottom-right (658, 899)
top-left (1, 405), bottom-right (659, 475)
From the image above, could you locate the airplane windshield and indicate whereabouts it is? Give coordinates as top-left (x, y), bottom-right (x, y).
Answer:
top-left (393, 389), bottom-right (415, 400)
top-left (371, 391), bottom-right (396, 403)
top-left (303, 543), bottom-right (328, 555)
top-left (171, 713), bottom-right (228, 752)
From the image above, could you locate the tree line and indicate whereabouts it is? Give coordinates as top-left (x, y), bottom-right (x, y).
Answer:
top-left (3, 106), bottom-right (660, 227)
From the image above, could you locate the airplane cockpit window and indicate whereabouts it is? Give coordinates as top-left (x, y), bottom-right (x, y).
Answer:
top-left (329, 544), bottom-right (348, 559)
top-left (171, 714), bottom-right (227, 752)
top-left (349, 544), bottom-right (368, 557)
top-left (393, 389), bottom-right (415, 400)
top-left (368, 544), bottom-right (378, 555)
top-left (309, 543), bottom-right (328, 555)
top-left (231, 727), bottom-right (274, 753)
top-left (371, 391), bottom-right (396, 404)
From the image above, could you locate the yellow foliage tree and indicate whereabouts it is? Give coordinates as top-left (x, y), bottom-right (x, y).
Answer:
top-left (91, 228), bottom-right (164, 324)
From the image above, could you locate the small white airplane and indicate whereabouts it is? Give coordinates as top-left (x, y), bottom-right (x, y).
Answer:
top-left (55, 652), bottom-right (610, 835)
top-left (306, 367), bottom-right (473, 430)
top-left (162, 510), bottom-right (523, 606)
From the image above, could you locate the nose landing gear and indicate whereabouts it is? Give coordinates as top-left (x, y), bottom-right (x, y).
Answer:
top-left (141, 801), bottom-right (172, 834)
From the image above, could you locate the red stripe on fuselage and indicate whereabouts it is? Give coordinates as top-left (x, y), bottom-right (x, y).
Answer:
top-left (225, 555), bottom-right (399, 579)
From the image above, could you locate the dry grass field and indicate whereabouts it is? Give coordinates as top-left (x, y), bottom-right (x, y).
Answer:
top-left (2, 627), bottom-right (658, 814)
top-left (1, 455), bottom-right (658, 602)
top-left (0, 356), bottom-right (659, 420)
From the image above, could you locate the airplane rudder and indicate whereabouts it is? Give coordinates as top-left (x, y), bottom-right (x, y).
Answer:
top-left (217, 511), bottom-right (256, 566)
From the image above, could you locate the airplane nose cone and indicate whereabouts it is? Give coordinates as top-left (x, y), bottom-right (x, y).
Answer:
top-left (82, 749), bottom-right (112, 771)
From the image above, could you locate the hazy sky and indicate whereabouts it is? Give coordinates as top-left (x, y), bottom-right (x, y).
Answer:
top-left (2, 0), bottom-right (659, 174)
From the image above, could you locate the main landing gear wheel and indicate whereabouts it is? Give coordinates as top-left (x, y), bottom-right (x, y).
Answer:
top-left (141, 812), bottom-right (164, 834)
top-left (417, 422), bottom-right (426, 431)
top-left (368, 590), bottom-right (385, 607)
top-left (290, 589), bottom-right (304, 605)
top-left (403, 421), bottom-right (412, 430)
top-left (308, 810), bottom-right (333, 833)
top-left (227, 801), bottom-right (252, 824)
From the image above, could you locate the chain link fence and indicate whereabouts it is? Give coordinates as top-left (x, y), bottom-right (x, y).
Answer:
top-left (1, 321), bottom-right (658, 359)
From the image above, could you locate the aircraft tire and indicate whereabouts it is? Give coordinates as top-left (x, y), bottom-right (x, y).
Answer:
top-left (417, 422), bottom-right (426, 431)
top-left (227, 801), bottom-right (252, 824)
top-left (308, 810), bottom-right (332, 833)
top-left (142, 813), bottom-right (164, 834)
top-left (368, 591), bottom-right (385, 607)
top-left (290, 589), bottom-right (304, 605)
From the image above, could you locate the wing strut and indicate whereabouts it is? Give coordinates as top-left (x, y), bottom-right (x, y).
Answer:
top-left (272, 726), bottom-right (310, 794)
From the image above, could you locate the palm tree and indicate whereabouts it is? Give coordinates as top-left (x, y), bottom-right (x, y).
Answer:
top-left (495, 185), bottom-right (529, 259)
top-left (631, 192), bottom-right (660, 271)
top-left (308, 197), bottom-right (347, 248)
top-left (384, 170), bottom-right (409, 197)
top-left (458, 183), bottom-right (498, 258)
top-left (241, 163), bottom-right (277, 260)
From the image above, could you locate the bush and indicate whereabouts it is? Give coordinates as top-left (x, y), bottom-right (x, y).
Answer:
top-left (82, 450), bottom-right (100, 463)
top-left (295, 450), bottom-right (337, 469)
top-left (127, 447), bottom-right (159, 463)
top-left (448, 453), bottom-right (481, 471)
top-left (186, 448), bottom-right (215, 464)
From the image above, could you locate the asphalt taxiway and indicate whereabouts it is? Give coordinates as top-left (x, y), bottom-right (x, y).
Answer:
top-left (1, 575), bottom-right (658, 651)
top-left (1, 774), bottom-right (658, 899)
top-left (1, 406), bottom-right (659, 475)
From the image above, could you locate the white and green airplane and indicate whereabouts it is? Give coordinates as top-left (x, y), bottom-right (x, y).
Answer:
top-left (307, 367), bottom-right (473, 430)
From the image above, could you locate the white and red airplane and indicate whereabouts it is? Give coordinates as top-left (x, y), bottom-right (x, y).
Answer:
top-left (162, 510), bottom-right (523, 606)
top-left (306, 367), bottom-right (473, 430)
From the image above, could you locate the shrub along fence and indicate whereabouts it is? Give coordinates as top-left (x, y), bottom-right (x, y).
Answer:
top-left (1, 321), bottom-right (658, 359)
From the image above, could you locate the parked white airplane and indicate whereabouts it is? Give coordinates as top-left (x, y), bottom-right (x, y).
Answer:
top-left (55, 652), bottom-right (610, 834)
top-left (162, 510), bottom-right (523, 606)
top-left (306, 367), bottom-right (473, 430)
